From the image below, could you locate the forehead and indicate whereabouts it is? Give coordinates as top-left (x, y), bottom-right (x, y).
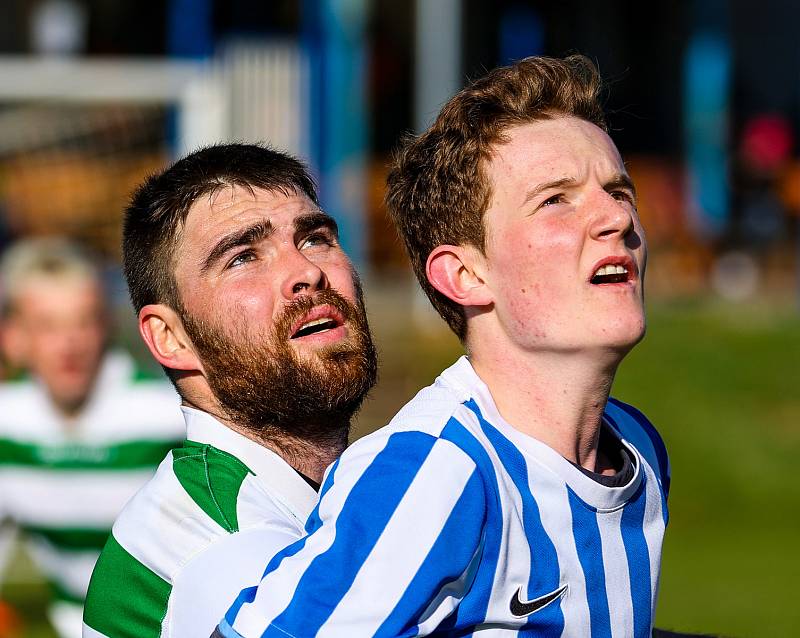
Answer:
top-left (178, 185), bottom-right (314, 255)
top-left (14, 276), bottom-right (102, 315)
top-left (486, 116), bottom-right (626, 192)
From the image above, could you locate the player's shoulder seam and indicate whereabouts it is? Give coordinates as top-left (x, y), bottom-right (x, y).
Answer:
top-left (383, 382), bottom-right (474, 437)
top-left (171, 443), bottom-right (253, 533)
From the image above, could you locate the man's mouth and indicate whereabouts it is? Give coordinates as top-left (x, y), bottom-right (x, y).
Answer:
top-left (589, 256), bottom-right (636, 285)
top-left (289, 306), bottom-right (346, 339)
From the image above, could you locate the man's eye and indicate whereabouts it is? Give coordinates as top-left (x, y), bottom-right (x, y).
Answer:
top-left (611, 190), bottom-right (635, 205)
top-left (228, 250), bottom-right (256, 268)
top-left (300, 232), bottom-right (334, 249)
top-left (541, 194), bottom-right (564, 207)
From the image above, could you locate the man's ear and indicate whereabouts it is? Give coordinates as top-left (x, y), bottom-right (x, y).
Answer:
top-left (138, 304), bottom-right (203, 374)
top-left (426, 245), bottom-right (493, 308)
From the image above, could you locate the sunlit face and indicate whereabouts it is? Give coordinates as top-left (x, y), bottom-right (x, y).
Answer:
top-left (478, 116), bottom-right (647, 358)
top-left (8, 276), bottom-right (106, 413)
top-left (173, 185), bottom-right (376, 433)
top-left (176, 185), bottom-right (361, 359)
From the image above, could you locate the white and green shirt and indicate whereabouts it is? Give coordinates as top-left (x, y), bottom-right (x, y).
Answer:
top-left (82, 406), bottom-right (318, 638)
top-left (0, 352), bottom-right (183, 638)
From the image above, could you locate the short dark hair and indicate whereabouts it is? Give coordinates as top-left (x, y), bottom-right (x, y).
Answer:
top-left (123, 143), bottom-right (318, 316)
top-left (385, 55), bottom-right (607, 340)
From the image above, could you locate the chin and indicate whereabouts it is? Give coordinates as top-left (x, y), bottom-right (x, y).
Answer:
top-left (596, 317), bottom-right (647, 354)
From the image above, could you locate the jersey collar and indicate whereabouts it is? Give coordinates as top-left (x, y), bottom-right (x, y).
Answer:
top-left (438, 356), bottom-right (643, 511)
top-left (181, 406), bottom-right (318, 521)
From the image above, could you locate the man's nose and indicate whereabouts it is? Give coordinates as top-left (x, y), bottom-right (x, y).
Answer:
top-left (587, 190), bottom-right (635, 241)
top-left (281, 249), bottom-right (328, 299)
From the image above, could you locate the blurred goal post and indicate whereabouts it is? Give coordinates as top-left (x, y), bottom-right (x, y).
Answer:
top-left (0, 42), bottom-right (309, 255)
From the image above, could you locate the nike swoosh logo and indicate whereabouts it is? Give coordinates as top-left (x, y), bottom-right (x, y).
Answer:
top-left (509, 583), bottom-right (568, 617)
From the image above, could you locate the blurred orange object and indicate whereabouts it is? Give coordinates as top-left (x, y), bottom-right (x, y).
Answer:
top-left (780, 160), bottom-right (800, 217)
top-left (0, 601), bottom-right (22, 638)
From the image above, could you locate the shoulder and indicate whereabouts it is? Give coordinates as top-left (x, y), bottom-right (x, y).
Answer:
top-left (87, 379), bottom-right (184, 442)
top-left (314, 384), bottom-right (490, 532)
top-left (605, 397), bottom-right (670, 495)
top-left (342, 380), bottom-right (487, 478)
top-left (169, 442), bottom-right (255, 534)
top-left (109, 443), bottom-right (254, 580)
top-left (84, 529), bottom-right (172, 638)
top-left (0, 381), bottom-right (49, 432)
top-left (85, 444), bottom-right (300, 638)
top-left (167, 523), bottom-right (304, 636)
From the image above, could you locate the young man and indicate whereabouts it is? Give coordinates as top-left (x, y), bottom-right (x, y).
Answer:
top-left (217, 56), bottom-right (669, 637)
top-left (0, 238), bottom-right (183, 638)
top-left (81, 144), bottom-right (377, 638)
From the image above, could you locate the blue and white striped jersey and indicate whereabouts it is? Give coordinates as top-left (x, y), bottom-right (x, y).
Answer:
top-left (218, 356), bottom-right (669, 638)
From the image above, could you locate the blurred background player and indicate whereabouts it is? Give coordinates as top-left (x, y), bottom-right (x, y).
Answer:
top-left (0, 237), bottom-right (183, 638)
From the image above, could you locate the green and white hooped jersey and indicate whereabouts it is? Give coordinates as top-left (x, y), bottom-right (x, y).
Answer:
top-left (0, 352), bottom-right (184, 638)
top-left (82, 406), bottom-right (317, 638)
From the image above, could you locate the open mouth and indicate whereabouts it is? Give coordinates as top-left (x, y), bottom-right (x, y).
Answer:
top-left (289, 305), bottom-right (346, 339)
top-left (589, 257), bottom-right (636, 285)
top-left (291, 317), bottom-right (341, 338)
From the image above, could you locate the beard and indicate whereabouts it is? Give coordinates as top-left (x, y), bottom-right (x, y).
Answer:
top-left (181, 284), bottom-right (377, 447)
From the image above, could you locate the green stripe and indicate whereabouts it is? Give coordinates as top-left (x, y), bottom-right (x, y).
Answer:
top-left (50, 579), bottom-right (86, 605)
top-left (0, 438), bottom-right (178, 470)
top-left (172, 441), bottom-right (252, 533)
top-left (132, 364), bottom-right (164, 383)
top-left (24, 525), bottom-right (109, 552)
top-left (84, 535), bottom-right (171, 638)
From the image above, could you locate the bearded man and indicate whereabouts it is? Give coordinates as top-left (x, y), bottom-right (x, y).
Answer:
top-left (81, 143), bottom-right (377, 638)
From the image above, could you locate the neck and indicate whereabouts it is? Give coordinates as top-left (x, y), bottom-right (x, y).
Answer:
top-left (52, 395), bottom-right (89, 423)
top-left (223, 415), bottom-right (348, 484)
top-left (469, 345), bottom-right (620, 472)
top-left (180, 387), bottom-right (348, 484)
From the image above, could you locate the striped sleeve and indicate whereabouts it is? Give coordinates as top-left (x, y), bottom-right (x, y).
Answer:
top-left (223, 430), bottom-right (487, 638)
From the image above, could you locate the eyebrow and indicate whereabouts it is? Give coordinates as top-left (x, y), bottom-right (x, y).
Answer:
top-left (294, 211), bottom-right (339, 239)
top-left (522, 177), bottom-right (578, 207)
top-left (201, 220), bottom-right (274, 273)
top-left (604, 173), bottom-right (637, 197)
top-left (521, 173), bottom-right (637, 207)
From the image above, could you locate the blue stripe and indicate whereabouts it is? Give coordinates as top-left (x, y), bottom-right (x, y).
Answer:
top-left (267, 431), bottom-right (439, 636)
top-left (224, 586), bottom-right (258, 626)
top-left (608, 398), bottom-right (670, 497)
top-left (567, 490), bottom-right (611, 638)
top-left (620, 477), bottom-right (653, 638)
top-left (376, 467), bottom-right (485, 637)
top-left (465, 400), bottom-right (565, 638)
top-left (430, 417), bottom-right (506, 634)
top-left (227, 509), bottom-right (317, 624)
top-left (305, 457), bottom-right (341, 534)
top-left (604, 405), bottom-right (669, 527)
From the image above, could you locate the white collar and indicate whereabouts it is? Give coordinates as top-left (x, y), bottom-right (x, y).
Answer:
top-left (181, 406), bottom-right (318, 520)
top-left (438, 356), bottom-right (642, 511)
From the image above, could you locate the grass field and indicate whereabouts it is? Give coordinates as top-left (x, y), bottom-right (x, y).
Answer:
top-left (4, 294), bottom-right (799, 637)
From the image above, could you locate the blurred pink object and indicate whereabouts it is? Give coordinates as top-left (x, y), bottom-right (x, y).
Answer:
top-left (740, 114), bottom-right (793, 172)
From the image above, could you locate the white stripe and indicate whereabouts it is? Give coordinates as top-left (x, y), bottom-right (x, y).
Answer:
top-left (82, 622), bottom-right (109, 638)
top-left (530, 479), bottom-right (591, 637)
top-left (457, 417), bottom-right (526, 631)
top-left (641, 462), bottom-right (666, 619)
top-left (0, 468), bottom-right (155, 526)
top-left (318, 439), bottom-right (477, 637)
top-left (113, 455), bottom-right (223, 583)
top-left (25, 539), bottom-right (99, 597)
top-left (49, 600), bottom-right (83, 638)
top-left (233, 433), bottom-right (391, 635)
top-left (597, 509), bottom-right (634, 638)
